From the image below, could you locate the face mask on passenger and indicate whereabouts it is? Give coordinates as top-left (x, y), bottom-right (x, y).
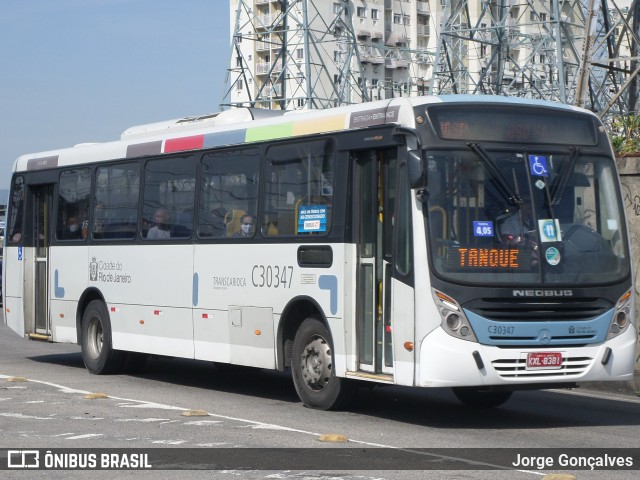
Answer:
top-left (241, 224), bottom-right (252, 234)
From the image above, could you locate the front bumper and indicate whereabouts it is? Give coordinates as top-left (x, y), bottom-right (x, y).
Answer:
top-left (417, 325), bottom-right (637, 388)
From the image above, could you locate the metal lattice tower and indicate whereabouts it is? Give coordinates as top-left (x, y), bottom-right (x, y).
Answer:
top-left (222, 0), bottom-right (369, 109)
top-left (431, 0), bottom-right (640, 118)
top-left (223, 0), bottom-right (640, 119)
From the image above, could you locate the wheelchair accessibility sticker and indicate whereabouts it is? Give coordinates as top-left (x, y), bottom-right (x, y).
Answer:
top-left (529, 155), bottom-right (549, 177)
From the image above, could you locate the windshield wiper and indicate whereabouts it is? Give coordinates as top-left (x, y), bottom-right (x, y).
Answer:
top-left (467, 142), bottom-right (522, 206)
top-left (550, 147), bottom-right (580, 205)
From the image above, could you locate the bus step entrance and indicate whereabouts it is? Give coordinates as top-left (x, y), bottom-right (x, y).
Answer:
top-left (346, 371), bottom-right (394, 384)
top-left (28, 333), bottom-right (52, 342)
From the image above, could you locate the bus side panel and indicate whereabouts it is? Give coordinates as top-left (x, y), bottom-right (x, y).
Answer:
top-left (193, 308), bottom-right (230, 363)
top-left (411, 196), bottom-right (442, 385)
top-left (391, 278), bottom-right (415, 386)
top-left (194, 244), bottom-right (277, 369)
top-left (3, 246), bottom-right (25, 337)
top-left (111, 304), bottom-right (194, 358)
top-left (340, 244), bottom-right (358, 374)
top-left (229, 305), bottom-right (275, 368)
top-left (87, 244), bottom-right (194, 358)
top-left (49, 246), bottom-right (89, 342)
top-left (193, 243), bottom-right (344, 370)
top-left (323, 244), bottom-right (347, 377)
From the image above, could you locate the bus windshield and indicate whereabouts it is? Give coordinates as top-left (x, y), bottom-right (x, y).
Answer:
top-left (424, 148), bottom-right (629, 285)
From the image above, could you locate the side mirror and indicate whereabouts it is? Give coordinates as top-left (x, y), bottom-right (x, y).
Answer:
top-left (407, 149), bottom-right (426, 189)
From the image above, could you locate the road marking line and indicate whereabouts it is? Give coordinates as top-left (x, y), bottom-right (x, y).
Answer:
top-left (0, 412), bottom-right (55, 420)
top-left (548, 388), bottom-right (640, 403)
top-left (184, 420), bottom-right (223, 426)
top-left (65, 433), bottom-right (104, 440)
top-left (115, 418), bottom-right (171, 423)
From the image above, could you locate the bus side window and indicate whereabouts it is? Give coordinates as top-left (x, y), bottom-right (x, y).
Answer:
top-left (7, 176), bottom-right (25, 244)
top-left (263, 139), bottom-right (335, 237)
top-left (94, 163), bottom-right (140, 240)
top-left (57, 168), bottom-right (91, 241)
top-left (198, 148), bottom-right (259, 240)
top-left (142, 154), bottom-right (196, 241)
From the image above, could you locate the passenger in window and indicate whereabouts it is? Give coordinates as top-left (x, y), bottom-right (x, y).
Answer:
top-left (62, 216), bottom-right (82, 240)
top-left (234, 214), bottom-right (254, 238)
top-left (147, 208), bottom-right (171, 240)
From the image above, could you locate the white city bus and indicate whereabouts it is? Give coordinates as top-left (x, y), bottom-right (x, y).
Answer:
top-left (2, 96), bottom-right (636, 409)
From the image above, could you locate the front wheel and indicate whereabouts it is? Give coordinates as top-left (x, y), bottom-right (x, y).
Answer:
top-left (81, 300), bottom-right (124, 374)
top-left (452, 387), bottom-right (513, 408)
top-left (292, 317), bottom-right (356, 410)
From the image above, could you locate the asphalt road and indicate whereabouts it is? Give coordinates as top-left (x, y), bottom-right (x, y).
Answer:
top-left (1, 318), bottom-right (640, 480)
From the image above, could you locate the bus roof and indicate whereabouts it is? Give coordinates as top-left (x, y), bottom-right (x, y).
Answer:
top-left (12, 95), bottom-right (595, 174)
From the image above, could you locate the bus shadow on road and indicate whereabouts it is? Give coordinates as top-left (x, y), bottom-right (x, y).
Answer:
top-left (27, 352), bottom-right (85, 369)
top-left (27, 351), bottom-right (301, 404)
top-left (345, 383), bottom-right (640, 430)
top-left (126, 355), bottom-right (301, 405)
top-left (26, 351), bottom-right (640, 429)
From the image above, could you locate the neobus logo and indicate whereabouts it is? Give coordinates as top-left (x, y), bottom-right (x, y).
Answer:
top-left (512, 289), bottom-right (574, 297)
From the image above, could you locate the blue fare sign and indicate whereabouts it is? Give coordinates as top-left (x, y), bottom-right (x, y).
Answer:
top-left (473, 221), bottom-right (494, 237)
top-left (298, 205), bottom-right (328, 233)
top-left (529, 154), bottom-right (549, 177)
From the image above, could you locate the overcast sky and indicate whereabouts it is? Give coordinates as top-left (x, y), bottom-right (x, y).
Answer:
top-left (0, 0), bottom-right (230, 191)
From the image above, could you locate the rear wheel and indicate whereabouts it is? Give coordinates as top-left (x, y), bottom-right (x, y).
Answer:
top-left (292, 317), bottom-right (356, 410)
top-left (452, 387), bottom-right (513, 408)
top-left (81, 300), bottom-right (124, 374)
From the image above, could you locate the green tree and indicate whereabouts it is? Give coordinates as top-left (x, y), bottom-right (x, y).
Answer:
top-left (610, 114), bottom-right (640, 156)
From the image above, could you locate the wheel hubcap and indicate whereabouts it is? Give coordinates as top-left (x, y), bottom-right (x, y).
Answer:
top-left (87, 317), bottom-right (103, 360)
top-left (300, 335), bottom-right (332, 391)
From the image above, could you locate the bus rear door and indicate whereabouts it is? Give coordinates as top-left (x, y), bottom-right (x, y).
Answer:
top-left (24, 184), bottom-right (54, 339)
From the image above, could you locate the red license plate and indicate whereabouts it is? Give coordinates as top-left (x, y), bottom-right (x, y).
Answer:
top-left (526, 352), bottom-right (563, 370)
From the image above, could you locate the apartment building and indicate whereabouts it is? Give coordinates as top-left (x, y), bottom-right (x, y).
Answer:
top-left (227, 0), bottom-right (633, 112)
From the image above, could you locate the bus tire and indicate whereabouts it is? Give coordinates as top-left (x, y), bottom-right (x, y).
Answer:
top-left (292, 317), bottom-right (356, 410)
top-left (452, 387), bottom-right (513, 408)
top-left (81, 300), bottom-right (123, 374)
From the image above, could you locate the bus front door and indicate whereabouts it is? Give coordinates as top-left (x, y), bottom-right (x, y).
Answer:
top-left (24, 185), bottom-right (53, 338)
top-left (354, 149), bottom-right (396, 376)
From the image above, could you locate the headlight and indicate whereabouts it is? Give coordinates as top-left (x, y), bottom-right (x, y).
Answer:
top-left (432, 289), bottom-right (478, 342)
top-left (607, 290), bottom-right (633, 340)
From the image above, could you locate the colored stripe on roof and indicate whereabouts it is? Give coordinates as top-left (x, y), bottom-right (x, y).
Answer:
top-left (203, 130), bottom-right (247, 149)
top-left (164, 135), bottom-right (204, 153)
top-left (293, 114), bottom-right (346, 136)
top-left (126, 140), bottom-right (163, 158)
top-left (133, 112), bottom-right (349, 156)
top-left (245, 123), bottom-right (294, 142)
